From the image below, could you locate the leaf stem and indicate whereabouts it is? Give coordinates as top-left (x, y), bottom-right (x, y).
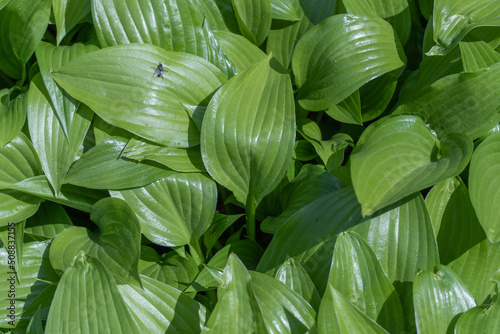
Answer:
top-left (246, 194), bottom-right (256, 241)
top-left (189, 237), bottom-right (204, 268)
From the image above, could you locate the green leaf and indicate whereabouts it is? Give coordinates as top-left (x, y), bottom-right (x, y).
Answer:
top-left (460, 41), bottom-right (500, 72)
top-left (326, 90), bottom-right (363, 125)
top-left (203, 253), bottom-right (259, 333)
top-left (231, 0), bottom-right (272, 46)
top-left (111, 172), bottom-right (216, 247)
top-left (449, 240), bottom-right (500, 304)
top-left (0, 133), bottom-right (43, 225)
top-left (293, 14), bottom-right (405, 111)
top-left (0, 241), bottom-right (60, 328)
top-left (413, 265), bottom-right (476, 334)
top-left (250, 270), bottom-right (316, 333)
top-left (45, 251), bottom-right (141, 334)
top-left (317, 285), bottom-right (389, 334)
top-left (351, 115), bottom-right (473, 216)
top-left (26, 305), bottom-right (43, 334)
top-left (257, 187), bottom-right (363, 294)
top-left (261, 164), bottom-right (341, 233)
top-left (49, 197), bottom-right (142, 286)
top-left (454, 288), bottom-right (500, 333)
top-left (35, 42), bottom-right (99, 138)
top-left (469, 133), bottom-right (500, 242)
top-left (188, 0), bottom-right (238, 31)
top-left (119, 275), bottom-right (206, 333)
top-left (138, 250), bottom-right (199, 290)
top-left (271, 0), bottom-right (301, 21)
top-left (63, 137), bottom-right (175, 190)
top-left (394, 62), bottom-right (500, 140)
top-left (0, 89), bottom-right (27, 148)
top-left (202, 18), bottom-right (238, 79)
top-left (8, 175), bottom-right (106, 213)
top-left (25, 201), bottom-right (73, 239)
top-left (201, 55), bottom-right (295, 205)
top-left (52, 44), bottom-right (226, 147)
top-left (274, 257), bottom-right (322, 311)
top-left (92, 115), bottom-right (133, 144)
top-left (53, 0), bottom-right (91, 45)
top-left (121, 137), bottom-right (206, 173)
top-left (428, 0), bottom-right (500, 55)
top-left (0, 0), bottom-right (51, 79)
top-left (213, 30), bottom-right (267, 73)
top-left (359, 73), bottom-right (398, 122)
top-left (203, 214), bottom-right (244, 256)
top-left (329, 231), bottom-right (406, 333)
top-left (28, 74), bottom-right (93, 193)
top-left (342, 0), bottom-right (411, 45)
top-left (425, 177), bottom-right (486, 264)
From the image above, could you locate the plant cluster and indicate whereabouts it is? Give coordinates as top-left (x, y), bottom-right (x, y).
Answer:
top-left (1, 0), bottom-right (500, 333)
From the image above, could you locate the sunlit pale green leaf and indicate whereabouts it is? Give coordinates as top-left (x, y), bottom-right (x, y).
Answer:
top-left (201, 55), bottom-right (295, 205)
top-left (413, 265), bottom-right (476, 334)
top-left (45, 251), bottom-right (140, 334)
top-left (49, 197), bottom-right (142, 286)
top-left (0, 0), bottom-right (51, 79)
top-left (271, 0), bottom-right (301, 21)
top-left (52, 44), bottom-right (226, 147)
top-left (469, 133), bottom-right (500, 242)
top-left (293, 14), bottom-right (405, 111)
top-left (460, 41), bottom-right (500, 72)
top-left (454, 288), bottom-right (500, 333)
top-left (231, 0), bottom-right (272, 46)
top-left (351, 115), bottom-right (473, 216)
top-left (63, 137), bottom-right (175, 189)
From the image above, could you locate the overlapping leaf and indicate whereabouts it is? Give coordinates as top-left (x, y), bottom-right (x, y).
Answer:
top-left (231, 0), bottom-right (272, 46)
top-left (53, 0), bottom-right (91, 45)
top-left (0, 89), bottom-right (27, 148)
top-left (52, 44), bottom-right (227, 147)
top-left (351, 115), bottom-right (473, 216)
top-left (213, 30), bottom-right (267, 72)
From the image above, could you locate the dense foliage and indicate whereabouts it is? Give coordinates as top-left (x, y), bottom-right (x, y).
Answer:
top-left (1, 0), bottom-right (500, 333)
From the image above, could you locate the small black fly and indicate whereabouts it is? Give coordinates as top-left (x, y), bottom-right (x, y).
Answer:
top-left (152, 62), bottom-right (166, 78)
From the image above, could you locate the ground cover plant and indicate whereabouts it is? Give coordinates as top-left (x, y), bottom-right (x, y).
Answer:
top-left (1, 0), bottom-right (500, 332)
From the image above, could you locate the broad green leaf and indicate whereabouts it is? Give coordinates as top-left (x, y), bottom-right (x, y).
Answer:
top-left (188, 239), bottom-right (263, 292)
top-left (35, 42), bottom-right (99, 138)
top-left (0, 0), bottom-right (11, 10)
top-left (203, 214), bottom-right (244, 255)
top-left (0, 133), bottom-right (43, 225)
top-left (93, 115), bottom-right (133, 144)
top-left (63, 137), bottom-right (175, 190)
top-left (138, 250), bottom-right (199, 290)
top-left (343, 0), bottom-right (411, 45)
top-left (25, 202), bottom-right (73, 239)
top-left (257, 187), bottom-right (363, 294)
top-left (0, 241), bottom-right (60, 328)
top-left (449, 240), bottom-right (500, 304)
top-left (353, 193), bottom-right (439, 283)
top-left (188, 0), bottom-right (238, 31)
top-left (460, 41), bottom-right (500, 72)
top-left (213, 30), bottom-right (267, 73)
top-left (202, 18), bottom-right (238, 79)
top-left (28, 74), bottom-right (93, 194)
top-left (119, 275), bottom-right (206, 333)
top-left (293, 140), bottom-right (317, 161)
top-left (231, 0), bottom-right (272, 46)
top-left (429, 0), bottom-right (500, 55)
top-left (329, 231), bottom-right (406, 333)
top-left (201, 55), bottom-right (295, 205)
top-left (26, 305), bottom-right (43, 334)
top-left (52, 44), bottom-right (226, 147)
top-left (275, 257), bottom-right (321, 311)
top-left (0, 89), bottom-right (27, 148)
top-left (317, 285), bottom-right (389, 334)
top-left (8, 175), bottom-right (106, 213)
top-left (49, 197), bottom-right (142, 286)
top-left (0, 0), bottom-right (51, 79)
top-left (359, 73), bottom-right (398, 122)
top-left (45, 251), bottom-right (140, 334)
top-left (293, 14), bottom-right (405, 111)
top-left (395, 62), bottom-right (500, 140)
top-left (53, 0), bottom-right (91, 45)
top-left (469, 133), bottom-right (500, 242)
top-left (111, 172), bottom-right (217, 247)
top-left (455, 289), bottom-right (500, 333)
top-left (425, 177), bottom-right (485, 264)
top-left (413, 265), bottom-right (476, 334)
top-left (121, 137), bottom-right (206, 173)
top-left (351, 115), bottom-right (473, 216)
top-left (261, 164), bottom-right (341, 233)
top-left (250, 270), bottom-right (316, 333)
top-left (271, 0), bottom-right (301, 21)
top-left (326, 90), bottom-right (363, 125)
top-left (203, 253), bottom-right (259, 333)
